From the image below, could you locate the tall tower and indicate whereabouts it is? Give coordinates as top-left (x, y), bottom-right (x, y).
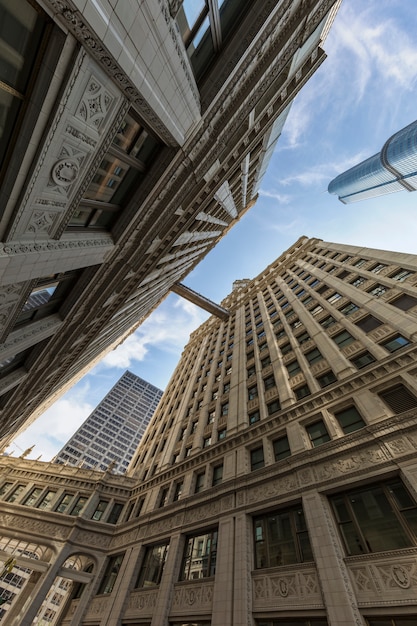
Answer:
top-left (328, 119), bottom-right (417, 203)
top-left (54, 371), bottom-right (162, 473)
top-left (3, 237), bottom-right (417, 625)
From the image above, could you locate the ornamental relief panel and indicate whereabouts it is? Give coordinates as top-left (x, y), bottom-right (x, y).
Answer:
top-left (126, 588), bottom-right (158, 615)
top-left (348, 552), bottom-right (417, 605)
top-left (252, 566), bottom-right (323, 609)
top-left (86, 596), bottom-right (110, 616)
top-left (171, 581), bottom-right (214, 615)
top-left (8, 52), bottom-right (122, 241)
top-left (0, 283), bottom-right (29, 339)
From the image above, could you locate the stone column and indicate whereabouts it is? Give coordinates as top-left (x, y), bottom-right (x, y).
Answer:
top-left (212, 516), bottom-right (235, 626)
top-left (101, 546), bottom-right (141, 625)
top-left (232, 511), bottom-right (253, 626)
top-left (302, 491), bottom-right (365, 626)
top-left (151, 531), bottom-right (184, 626)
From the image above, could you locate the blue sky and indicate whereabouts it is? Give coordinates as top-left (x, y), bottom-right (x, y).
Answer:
top-left (8, 0), bottom-right (417, 460)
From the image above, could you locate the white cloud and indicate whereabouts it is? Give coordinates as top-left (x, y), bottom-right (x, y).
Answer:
top-left (101, 296), bottom-right (206, 369)
top-left (280, 151), bottom-right (369, 188)
top-left (258, 189), bottom-right (291, 204)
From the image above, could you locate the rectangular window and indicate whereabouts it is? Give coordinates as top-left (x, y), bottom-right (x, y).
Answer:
top-left (390, 294), bottom-right (417, 311)
top-left (136, 543), bottom-right (169, 588)
top-left (351, 276), bottom-right (365, 287)
top-left (332, 330), bottom-right (355, 348)
top-left (23, 487), bottom-right (43, 507)
top-left (254, 506), bottom-right (313, 568)
top-left (212, 464), bottom-right (223, 486)
top-left (306, 420), bottom-right (330, 447)
top-left (382, 335), bottom-right (410, 352)
top-left (311, 305), bottom-right (324, 317)
top-left (70, 496), bottom-right (87, 517)
top-left (327, 292), bottom-right (342, 304)
top-left (355, 315), bottom-right (382, 333)
top-left (305, 348), bottom-right (323, 364)
top-left (248, 386), bottom-right (258, 400)
top-left (370, 263), bottom-right (387, 274)
top-left (267, 399), bottom-right (281, 415)
top-left (203, 436), bottom-right (211, 448)
top-left (296, 331), bottom-right (310, 345)
top-left (295, 384), bottom-right (311, 400)
top-left (353, 258), bottom-right (367, 268)
top-left (264, 375), bottom-right (275, 390)
top-left (317, 371), bottom-right (337, 388)
top-left (6, 485), bottom-right (25, 503)
top-left (368, 284), bottom-right (387, 297)
top-left (97, 554), bottom-right (124, 594)
top-left (91, 500), bottom-right (109, 521)
top-left (0, 482), bottom-right (12, 498)
top-left (320, 315), bottom-right (336, 329)
top-left (173, 482), bottom-right (183, 501)
top-left (334, 406), bottom-right (365, 433)
top-left (280, 343), bottom-right (292, 355)
top-left (261, 355), bottom-right (271, 368)
top-left (287, 360), bottom-right (301, 376)
top-left (378, 384), bottom-right (417, 414)
top-left (249, 410), bottom-right (260, 425)
top-left (159, 488), bottom-right (169, 508)
top-left (218, 428), bottom-right (226, 440)
top-left (195, 472), bottom-right (205, 493)
top-left (330, 480), bottom-right (417, 555)
top-left (339, 302), bottom-right (359, 316)
top-left (351, 351), bottom-right (376, 369)
top-left (221, 402), bottom-right (229, 416)
top-left (390, 269), bottom-right (414, 282)
top-left (273, 435), bottom-right (291, 461)
top-left (180, 529), bottom-right (218, 580)
top-left (250, 446), bottom-right (265, 471)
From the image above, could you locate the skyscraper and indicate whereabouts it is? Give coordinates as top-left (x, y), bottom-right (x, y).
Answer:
top-left (2, 236), bottom-right (417, 625)
top-left (0, 0), bottom-right (342, 448)
top-left (328, 118), bottom-right (417, 203)
top-left (54, 371), bottom-right (162, 473)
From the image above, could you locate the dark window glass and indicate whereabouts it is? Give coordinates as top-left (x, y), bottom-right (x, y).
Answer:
top-left (273, 435), bottom-right (291, 461)
top-left (355, 315), bottom-right (382, 333)
top-left (195, 472), bottom-right (205, 493)
top-left (332, 330), bottom-right (355, 348)
top-left (330, 480), bottom-right (417, 555)
top-left (180, 529), bottom-right (218, 580)
top-left (295, 384), bottom-right (311, 400)
top-left (306, 420), bottom-right (330, 447)
top-left (136, 543), bottom-right (169, 588)
top-left (317, 371), bottom-right (337, 387)
top-left (267, 400), bottom-right (281, 415)
top-left (264, 375), bottom-right (275, 390)
top-left (339, 302), bottom-right (359, 316)
top-left (249, 410), bottom-right (260, 425)
top-left (382, 335), bottom-right (410, 353)
top-left (254, 506), bottom-right (313, 568)
top-left (212, 464), bottom-right (223, 486)
top-left (280, 343), bottom-right (292, 355)
top-left (287, 360), bottom-right (301, 377)
top-left (334, 406), bottom-right (365, 433)
top-left (390, 294), bottom-right (417, 311)
top-left (97, 554), bottom-right (124, 594)
top-left (250, 446), bottom-right (265, 471)
top-left (378, 384), bottom-right (417, 414)
top-left (107, 502), bottom-right (123, 524)
top-left (351, 352), bottom-right (376, 369)
top-left (91, 500), bottom-right (109, 521)
top-left (320, 315), bottom-right (336, 329)
top-left (305, 348), bottom-right (323, 364)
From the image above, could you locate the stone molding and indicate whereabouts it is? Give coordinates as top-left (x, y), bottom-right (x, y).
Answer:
top-left (252, 564), bottom-right (323, 609)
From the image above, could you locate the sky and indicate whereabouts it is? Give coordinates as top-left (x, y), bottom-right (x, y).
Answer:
top-left (7, 0), bottom-right (417, 460)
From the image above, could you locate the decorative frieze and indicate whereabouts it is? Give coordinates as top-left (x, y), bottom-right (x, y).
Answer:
top-left (127, 588), bottom-right (158, 614)
top-left (252, 565), bottom-right (323, 609)
top-left (171, 581), bottom-right (214, 614)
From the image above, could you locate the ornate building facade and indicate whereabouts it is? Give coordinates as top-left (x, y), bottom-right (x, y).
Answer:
top-left (0, 0), bottom-right (341, 447)
top-left (1, 236), bottom-right (417, 625)
top-left (54, 371), bottom-right (162, 473)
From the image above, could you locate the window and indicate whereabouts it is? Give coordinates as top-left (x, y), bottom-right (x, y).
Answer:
top-left (306, 420), bottom-right (331, 446)
top-left (195, 472), bottom-right (205, 493)
top-left (370, 263), bottom-right (387, 274)
top-left (334, 406), bottom-right (365, 433)
top-left (263, 375), bottom-right (275, 390)
top-left (173, 482), bottom-right (183, 501)
top-left (317, 371), bottom-right (337, 387)
top-left (55, 493), bottom-right (73, 513)
top-left (221, 402), bottom-right (229, 416)
top-left (390, 269), bottom-right (414, 282)
top-left (203, 436), bottom-right (211, 448)
top-left (249, 410), bottom-right (260, 425)
top-left (305, 348), bottom-right (323, 364)
top-left (250, 446), bottom-right (264, 471)
top-left (355, 314), bottom-right (382, 333)
top-left (295, 384), bottom-right (311, 400)
top-left (339, 302), bottom-right (359, 316)
top-left (223, 382), bottom-right (230, 394)
top-left (327, 292), bottom-right (342, 304)
top-left (382, 335), bottom-right (410, 352)
top-left (351, 351), bottom-right (376, 369)
top-left (107, 503), bottom-right (123, 524)
top-left (23, 488), bottom-right (43, 507)
top-left (91, 500), bottom-right (109, 521)
top-left (261, 355), bottom-right (271, 368)
top-left (273, 435), bottom-right (291, 460)
top-left (248, 386), bottom-right (258, 400)
top-left (136, 543), bottom-right (169, 588)
top-left (280, 343), bottom-right (292, 355)
top-left (390, 294), bottom-right (417, 311)
top-left (287, 360), bottom-right (301, 377)
top-left (180, 529), bottom-right (218, 580)
top-left (212, 464), bottom-right (223, 486)
top-left (351, 276), bottom-right (365, 287)
top-left (267, 399), bottom-right (281, 415)
top-left (254, 506), bottom-right (313, 568)
top-left (368, 284), bottom-right (387, 297)
top-left (5, 484), bottom-right (25, 503)
top-left (353, 258), bottom-right (367, 268)
top-left (330, 479), bottom-right (417, 555)
top-left (210, 423), bottom-right (224, 442)
top-left (378, 384), bottom-right (417, 414)
top-left (320, 315), bottom-right (336, 329)
top-left (0, 482), bottom-right (12, 498)
top-left (337, 270), bottom-right (349, 280)
top-left (97, 554), bottom-right (124, 594)
top-left (332, 330), bottom-right (355, 348)
top-left (159, 488), bottom-right (169, 508)
top-left (296, 331), bottom-right (310, 345)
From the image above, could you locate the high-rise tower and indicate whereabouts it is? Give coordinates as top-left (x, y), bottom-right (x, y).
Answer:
top-left (54, 371), bottom-right (162, 473)
top-left (328, 119), bottom-right (417, 203)
top-left (2, 236), bottom-right (417, 625)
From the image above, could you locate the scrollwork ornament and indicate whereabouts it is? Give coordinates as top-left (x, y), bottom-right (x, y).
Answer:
top-left (391, 564), bottom-right (410, 588)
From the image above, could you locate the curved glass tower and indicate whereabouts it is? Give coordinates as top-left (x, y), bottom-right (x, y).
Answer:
top-left (328, 119), bottom-right (417, 203)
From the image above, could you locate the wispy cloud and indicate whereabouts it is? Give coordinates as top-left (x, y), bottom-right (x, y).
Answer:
top-left (258, 189), bottom-right (291, 204)
top-left (280, 151), bottom-right (369, 188)
top-left (101, 297), bottom-right (206, 369)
